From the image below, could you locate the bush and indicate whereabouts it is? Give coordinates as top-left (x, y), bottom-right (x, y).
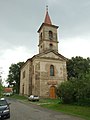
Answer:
top-left (56, 78), bottom-right (90, 106)
top-left (0, 84), bottom-right (3, 97)
top-left (57, 81), bottom-right (75, 103)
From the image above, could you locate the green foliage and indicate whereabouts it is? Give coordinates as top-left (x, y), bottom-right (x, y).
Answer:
top-left (57, 78), bottom-right (90, 105)
top-left (6, 62), bottom-right (24, 94)
top-left (57, 81), bottom-right (74, 103)
top-left (67, 56), bottom-right (90, 79)
top-left (0, 83), bottom-right (3, 97)
top-left (57, 56), bottom-right (90, 105)
top-left (41, 103), bottom-right (90, 120)
top-left (10, 94), bottom-right (27, 100)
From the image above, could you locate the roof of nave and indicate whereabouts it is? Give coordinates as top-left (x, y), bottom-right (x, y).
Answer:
top-left (20, 50), bottom-right (68, 70)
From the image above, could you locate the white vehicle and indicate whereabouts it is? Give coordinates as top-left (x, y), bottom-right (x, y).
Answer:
top-left (3, 92), bottom-right (13, 96)
top-left (28, 95), bottom-right (39, 101)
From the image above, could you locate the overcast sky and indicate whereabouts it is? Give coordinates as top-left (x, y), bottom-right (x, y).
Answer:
top-left (0, 0), bottom-right (90, 84)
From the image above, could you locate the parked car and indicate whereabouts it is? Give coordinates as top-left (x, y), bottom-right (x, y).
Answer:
top-left (3, 92), bottom-right (13, 96)
top-left (0, 98), bottom-right (10, 119)
top-left (28, 95), bottom-right (39, 101)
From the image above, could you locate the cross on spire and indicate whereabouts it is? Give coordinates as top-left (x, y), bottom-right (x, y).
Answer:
top-left (46, 5), bottom-right (48, 12)
top-left (44, 6), bottom-right (52, 25)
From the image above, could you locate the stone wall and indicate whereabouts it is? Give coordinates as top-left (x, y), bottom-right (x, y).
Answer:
top-left (20, 60), bottom-right (31, 95)
top-left (32, 57), bottom-right (67, 97)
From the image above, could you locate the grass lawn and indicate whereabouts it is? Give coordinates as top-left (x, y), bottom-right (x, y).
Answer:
top-left (9, 94), bottom-right (90, 120)
top-left (39, 99), bottom-right (90, 120)
top-left (9, 94), bottom-right (27, 100)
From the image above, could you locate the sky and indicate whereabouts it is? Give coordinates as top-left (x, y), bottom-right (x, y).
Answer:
top-left (0, 0), bottom-right (90, 85)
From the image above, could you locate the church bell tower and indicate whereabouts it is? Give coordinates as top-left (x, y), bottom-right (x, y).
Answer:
top-left (38, 6), bottom-right (59, 53)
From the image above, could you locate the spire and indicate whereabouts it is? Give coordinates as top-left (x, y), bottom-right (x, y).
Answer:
top-left (44, 6), bottom-right (52, 25)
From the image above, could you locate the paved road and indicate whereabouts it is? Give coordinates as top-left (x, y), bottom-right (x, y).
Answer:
top-left (6, 99), bottom-right (84, 120)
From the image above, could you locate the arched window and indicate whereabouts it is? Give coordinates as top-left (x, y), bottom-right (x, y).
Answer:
top-left (23, 71), bottom-right (25, 79)
top-left (49, 31), bottom-right (53, 40)
top-left (50, 65), bottom-right (54, 76)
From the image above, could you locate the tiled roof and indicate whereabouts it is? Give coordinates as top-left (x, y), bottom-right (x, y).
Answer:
top-left (4, 88), bottom-right (13, 92)
top-left (44, 11), bottom-right (52, 25)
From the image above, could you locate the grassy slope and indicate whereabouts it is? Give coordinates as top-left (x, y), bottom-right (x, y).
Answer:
top-left (41, 103), bottom-right (90, 120)
top-left (37, 98), bottom-right (90, 120)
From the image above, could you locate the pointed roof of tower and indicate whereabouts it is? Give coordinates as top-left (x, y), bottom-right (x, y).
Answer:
top-left (44, 6), bottom-right (52, 25)
top-left (38, 6), bottom-right (58, 33)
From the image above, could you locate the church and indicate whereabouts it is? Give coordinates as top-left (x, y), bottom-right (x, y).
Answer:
top-left (20, 8), bottom-right (67, 99)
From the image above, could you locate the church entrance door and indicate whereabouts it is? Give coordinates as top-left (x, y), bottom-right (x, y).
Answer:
top-left (49, 86), bottom-right (56, 99)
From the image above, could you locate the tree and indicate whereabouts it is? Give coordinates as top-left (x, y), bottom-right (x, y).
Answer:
top-left (6, 62), bottom-right (24, 94)
top-left (57, 77), bottom-right (90, 105)
top-left (67, 56), bottom-right (90, 80)
top-left (56, 56), bottom-right (90, 105)
top-left (0, 83), bottom-right (3, 97)
top-left (57, 81), bottom-right (74, 103)
top-left (0, 67), bottom-right (4, 97)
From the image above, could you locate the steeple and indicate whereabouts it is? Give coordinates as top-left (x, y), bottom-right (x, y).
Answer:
top-left (38, 7), bottom-right (59, 53)
top-left (44, 6), bottom-right (52, 25)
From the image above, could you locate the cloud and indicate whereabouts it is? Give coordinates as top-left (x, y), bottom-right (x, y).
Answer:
top-left (59, 36), bottom-right (90, 58)
top-left (0, 0), bottom-right (90, 84)
top-left (0, 46), bottom-right (33, 80)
